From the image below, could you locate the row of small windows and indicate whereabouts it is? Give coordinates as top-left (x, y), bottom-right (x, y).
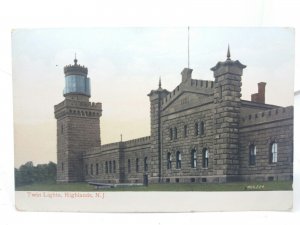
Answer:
top-left (85, 160), bottom-right (116, 176)
top-left (167, 149), bottom-right (209, 169)
top-left (127, 157), bottom-right (148, 173)
top-left (249, 142), bottom-right (278, 166)
top-left (169, 122), bottom-right (205, 140)
top-left (86, 158), bottom-right (149, 176)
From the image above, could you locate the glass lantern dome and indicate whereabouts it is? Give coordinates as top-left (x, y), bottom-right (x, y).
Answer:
top-left (63, 58), bottom-right (91, 97)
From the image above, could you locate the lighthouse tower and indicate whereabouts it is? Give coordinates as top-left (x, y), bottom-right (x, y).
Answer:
top-left (54, 57), bottom-right (102, 182)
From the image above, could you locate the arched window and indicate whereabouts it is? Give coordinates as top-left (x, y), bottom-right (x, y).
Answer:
top-left (90, 164), bottom-right (94, 175)
top-left (249, 144), bottom-right (256, 165)
top-left (109, 161), bottom-right (112, 173)
top-left (167, 152), bottom-right (172, 169)
top-left (200, 121), bottom-right (205, 135)
top-left (113, 160), bottom-right (116, 173)
top-left (128, 159), bottom-right (131, 173)
top-left (269, 142), bottom-right (278, 163)
top-left (136, 158), bottom-right (139, 173)
top-left (202, 148), bottom-right (209, 168)
top-left (169, 128), bottom-right (173, 140)
top-left (144, 157), bottom-right (148, 172)
top-left (176, 151), bottom-right (181, 169)
top-left (191, 149), bottom-right (197, 168)
top-left (194, 122), bottom-right (199, 136)
top-left (96, 163), bottom-right (99, 175)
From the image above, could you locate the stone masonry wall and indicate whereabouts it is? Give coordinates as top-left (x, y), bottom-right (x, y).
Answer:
top-left (83, 137), bottom-right (150, 183)
top-left (161, 99), bottom-right (216, 183)
top-left (83, 143), bottom-right (121, 183)
top-left (239, 106), bottom-right (293, 181)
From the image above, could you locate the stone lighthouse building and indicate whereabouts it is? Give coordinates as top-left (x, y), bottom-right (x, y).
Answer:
top-left (55, 49), bottom-right (293, 184)
top-left (54, 57), bottom-right (102, 182)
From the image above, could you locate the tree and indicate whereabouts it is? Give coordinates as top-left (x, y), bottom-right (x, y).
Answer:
top-left (15, 161), bottom-right (57, 187)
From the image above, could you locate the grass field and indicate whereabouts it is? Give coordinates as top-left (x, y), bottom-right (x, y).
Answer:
top-left (15, 180), bottom-right (292, 192)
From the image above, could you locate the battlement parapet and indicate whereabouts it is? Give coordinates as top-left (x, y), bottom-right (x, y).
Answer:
top-left (84, 136), bottom-right (151, 155)
top-left (190, 79), bottom-right (214, 89)
top-left (240, 106), bottom-right (293, 126)
top-left (123, 136), bottom-right (151, 147)
top-left (161, 79), bottom-right (214, 106)
top-left (54, 99), bottom-right (102, 119)
top-left (99, 142), bottom-right (121, 151)
top-left (54, 99), bottom-right (102, 111)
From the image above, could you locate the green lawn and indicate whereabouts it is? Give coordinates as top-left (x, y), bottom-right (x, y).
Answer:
top-left (15, 180), bottom-right (292, 192)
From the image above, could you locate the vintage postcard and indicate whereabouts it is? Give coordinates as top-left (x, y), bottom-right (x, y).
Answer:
top-left (13, 27), bottom-right (294, 212)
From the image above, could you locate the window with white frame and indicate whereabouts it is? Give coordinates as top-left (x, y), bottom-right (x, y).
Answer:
top-left (191, 149), bottom-right (197, 168)
top-left (202, 148), bottom-right (209, 168)
top-left (176, 151), bottom-right (181, 169)
top-left (167, 152), bottom-right (172, 169)
top-left (270, 142), bottom-right (278, 163)
top-left (249, 144), bottom-right (256, 165)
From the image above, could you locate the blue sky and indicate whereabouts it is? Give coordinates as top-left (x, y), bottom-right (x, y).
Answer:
top-left (12, 27), bottom-right (294, 166)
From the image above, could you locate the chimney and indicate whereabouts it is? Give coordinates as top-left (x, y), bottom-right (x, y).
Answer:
top-left (251, 82), bottom-right (266, 103)
top-left (181, 68), bottom-right (193, 83)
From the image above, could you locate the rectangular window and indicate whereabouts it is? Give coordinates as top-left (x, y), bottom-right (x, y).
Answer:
top-left (105, 161), bottom-right (108, 174)
top-left (128, 159), bottom-right (131, 173)
top-left (191, 150), bottom-right (197, 168)
top-left (85, 164), bottom-right (88, 175)
top-left (271, 143), bottom-right (278, 163)
top-left (169, 128), bottom-right (173, 140)
top-left (109, 161), bottom-right (112, 173)
top-left (113, 160), bottom-right (116, 173)
top-left (176, 152), bottom-right (181, 169)
top-left (195, 123), bottom-right (199, 136)
top-left (174, 127), bottom-right (177, 139)
top-left (200, 121), bottom-right (204, 135)
top-left (202, 149), bottom-right (209, 168)
top-left (249, 145), bottom-right (256, 165)
top-left (90, 164), bottom-right (93, 175)
top-left (96, 163), bottom-right (99, 175)
top-left (136, 158), bottom-right (139, 173)
top-left (167, 153), bottom-right (172, 169)
top-left (184, 125), bottom-right (188, 137)
top-left (144, 157), bottom-right (148, 172)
